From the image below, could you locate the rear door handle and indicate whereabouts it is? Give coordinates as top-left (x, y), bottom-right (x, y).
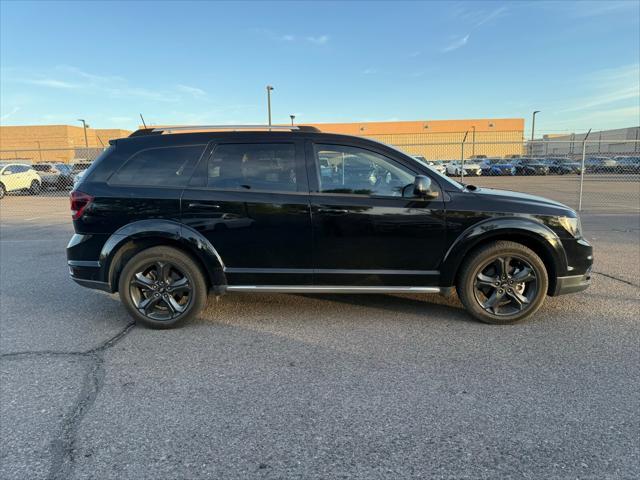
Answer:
top-left (317, 208), bottom-right (349, 215)
top-left (187, 202), bottom-right (220, 209)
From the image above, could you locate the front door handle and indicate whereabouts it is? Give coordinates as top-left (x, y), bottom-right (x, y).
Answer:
top-left (317, 208), bottom-right (349, 215)
top-left (187, 202), bottom-right (220, 209)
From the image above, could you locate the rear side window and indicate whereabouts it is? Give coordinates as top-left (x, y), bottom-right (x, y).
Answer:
top-left (207, 143), bottom-right (297, 192)
top-left (110, 145), bottom-right (205, 187)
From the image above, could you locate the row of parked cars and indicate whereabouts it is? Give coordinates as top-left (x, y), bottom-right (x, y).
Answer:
top-left (0, 161), bottom-right (92, 199)
top-left (415, 155), bottom-right (640, 177)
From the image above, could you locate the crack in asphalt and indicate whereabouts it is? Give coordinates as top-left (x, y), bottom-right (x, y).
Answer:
top-left (0, 322), bottom-right (135, 480)
top-left (592, 271), bottom-right (640, 288)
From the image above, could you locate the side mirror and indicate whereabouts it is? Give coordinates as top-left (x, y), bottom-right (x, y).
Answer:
top-left (413, 175), bottom-right (438, 199)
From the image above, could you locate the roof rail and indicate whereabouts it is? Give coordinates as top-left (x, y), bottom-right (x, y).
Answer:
top-left (128, 125), bottom-right (320, 137)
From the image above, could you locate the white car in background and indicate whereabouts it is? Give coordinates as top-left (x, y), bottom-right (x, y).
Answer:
top-left (0, 162), bottom-right (42, 199)
top-left (413, 156), bottom-right (446, 175)
top-left (445, 160), bottom-right (482, 176)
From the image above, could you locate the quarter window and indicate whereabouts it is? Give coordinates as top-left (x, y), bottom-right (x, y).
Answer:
top-left (110, 145), bottom-right (205, 187)
top-left (314, 144), bottom-right (415, 197)
top-left (207, 143), bottom-right (297, 192)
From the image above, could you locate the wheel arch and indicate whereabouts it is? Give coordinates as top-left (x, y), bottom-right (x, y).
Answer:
top-left (440, 217), bottom-right (567, 295)
top-left (99, 220), bottom-right (226, 293)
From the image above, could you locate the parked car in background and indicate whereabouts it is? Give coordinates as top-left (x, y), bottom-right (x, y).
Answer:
top-left (33, 162), bottom-right (74, 189)
top-left (0, 162), bottom-right (42, 199)
top-left (541, 158), bottom-right (582, 175)
top-left (445, 160), bottom-right (482, 176)
top-left (613, 156), bottom-right (640, 174)
top-left (71, 161), bottom-right (92, 186)
top-left (512, 158), bottom-right (550, 176)
top-left (71, 161), bottom-right (92, 175)
top-left (480, 158), bottom-right (514, 176)
top-left (413, 156), bottom-right (446, 175)
top-left (584, 157), bottom-right (618, 173)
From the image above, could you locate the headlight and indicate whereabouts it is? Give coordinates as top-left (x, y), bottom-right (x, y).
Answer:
top-left (558, 216), bottom-right (582, 238)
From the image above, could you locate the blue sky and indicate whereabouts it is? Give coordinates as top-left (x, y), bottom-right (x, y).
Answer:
top-left (1, 0), bottom-right (638, 135)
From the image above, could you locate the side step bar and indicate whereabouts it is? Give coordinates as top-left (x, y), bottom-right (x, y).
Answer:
top-left (225, 285), bottom-right (441, 294)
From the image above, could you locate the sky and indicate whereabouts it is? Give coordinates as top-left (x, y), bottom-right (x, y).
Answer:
top-left (1, 0), bottom-right (639, 136)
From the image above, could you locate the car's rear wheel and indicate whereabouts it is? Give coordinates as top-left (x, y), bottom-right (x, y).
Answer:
top-left (457, 241), bottom-right (548, 324)
top-left (29, 180), bottom-right (41, 195)
top-left (119, 246), bottom-right (207, 329)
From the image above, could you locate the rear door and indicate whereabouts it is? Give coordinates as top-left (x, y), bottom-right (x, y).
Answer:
top-left (181, 137), bottom-right (312, 286)
top-left (307, 141), bottom-right (447, 287)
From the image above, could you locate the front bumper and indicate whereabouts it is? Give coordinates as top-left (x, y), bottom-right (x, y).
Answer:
top-left (551, 237), bottom-right (593, 296)
top-left (553, 272), bottom-right (592, 295)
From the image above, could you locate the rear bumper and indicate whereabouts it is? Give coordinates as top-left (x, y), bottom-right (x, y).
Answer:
top-left (68, 259), bottom-right (113, 292)
top-left (70, 275), bottom-right (112, 292)
top-left (552, 272), bottom-right (592, 296)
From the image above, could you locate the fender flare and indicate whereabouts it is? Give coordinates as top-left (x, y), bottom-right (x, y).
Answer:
top-left (439, 216), bottom-right (567, 286)
top-left (99, 219), bottom-right (226, 292)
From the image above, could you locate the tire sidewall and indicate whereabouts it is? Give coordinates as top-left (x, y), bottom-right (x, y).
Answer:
top-left (119, 247), bottom-right (207, 329)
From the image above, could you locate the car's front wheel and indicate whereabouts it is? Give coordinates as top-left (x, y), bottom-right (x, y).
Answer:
top-left (119, 246), bottom-right (208, 328)
top-left (29, 180), bottom-right (41, 195)
top-left (457, 241), bottom-right (548, 324)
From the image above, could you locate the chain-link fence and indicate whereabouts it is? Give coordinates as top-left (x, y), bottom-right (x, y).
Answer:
top-left (0, 137), bottom-right (638, 224)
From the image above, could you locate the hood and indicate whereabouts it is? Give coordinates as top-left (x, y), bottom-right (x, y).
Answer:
top-left (470, 187), bottom-right (575, 215)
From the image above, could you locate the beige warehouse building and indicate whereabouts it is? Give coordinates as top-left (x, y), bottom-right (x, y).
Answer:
top-left (0, 118), bottom-right (525, 163)
top-left (0, 125), bottom-right (131, 163)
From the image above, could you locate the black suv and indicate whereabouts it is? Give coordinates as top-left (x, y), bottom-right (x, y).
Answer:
top-left (68, 126), bottom-right (592, 328)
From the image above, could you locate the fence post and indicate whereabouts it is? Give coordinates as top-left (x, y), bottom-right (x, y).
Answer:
top-left (578, 128), bottom-right (592, 212)
top-left (460, 130), bottom-right (469, 183)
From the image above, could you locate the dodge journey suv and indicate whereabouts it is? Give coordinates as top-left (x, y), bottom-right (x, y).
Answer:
top-left (68, 125), bottom-right (592, 328)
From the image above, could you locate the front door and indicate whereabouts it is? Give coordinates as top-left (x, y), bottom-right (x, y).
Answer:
top-left (308, 142), bottom-right (447, 286)
top-left (181, 139), bottom-right (312, 286)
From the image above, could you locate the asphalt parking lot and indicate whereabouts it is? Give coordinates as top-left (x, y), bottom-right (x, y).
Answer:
top-left (1, 184), bottom-right (639, 479)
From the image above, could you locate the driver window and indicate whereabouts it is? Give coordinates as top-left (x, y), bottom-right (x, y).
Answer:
top-left (314, 144), bottom-right (415, 197)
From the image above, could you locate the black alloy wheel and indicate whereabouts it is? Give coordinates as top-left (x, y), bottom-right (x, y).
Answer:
top-left (129, 261), bottom-right (193, 321)
top-left (473, 255), bottom-right (537, 316)
top-left (119, 246), bottom-right (207, 328)
top-left (457, 241), bottom-right (548, 324)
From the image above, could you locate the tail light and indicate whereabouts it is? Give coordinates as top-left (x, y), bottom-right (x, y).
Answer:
top-left (70, 190), bottom-right (94, 220)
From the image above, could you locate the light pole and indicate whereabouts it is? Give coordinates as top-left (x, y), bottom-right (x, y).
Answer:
top-left (77, 119), bottom-right (89, 148)
top-left (530, 110), bottom-right (540, 156)
top-left (471, 125), bottom-right (476, 157)
top-left (290, 114), bottom-right (295, 126)
top-left (266, 86), bottom-right (274, 126)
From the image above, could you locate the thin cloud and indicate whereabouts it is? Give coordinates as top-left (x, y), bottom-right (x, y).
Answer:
top-left (362, 68), bottom-right (377, 75)
top-left (556, 63), bottom-right (640, 113)
top-left (1, 106), bottom-right (21, 121)
top-left (452, 4), bottom-right (508, 29)
top-left (473, 6), bottom-right (508, 28)
top-left (442, 34), bottom-right (470, 53)
top-left (26, 78), bottom-right (80, 89)
top-left (281, 34), bottom-right (295, 41)
top-left (176, 84), bottom-right (206, 97)
top-left (306, 35), bottom-right (329, 45)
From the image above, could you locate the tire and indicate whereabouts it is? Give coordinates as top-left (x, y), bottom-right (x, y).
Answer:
top-left (119, 246), bottom-right (208, 329)
top-left (29, 180), bottom-right (41, 195)
top-left (0, 183), bottom-right (5, 199)
top-left (456, 241), bottom-right (548, 325)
